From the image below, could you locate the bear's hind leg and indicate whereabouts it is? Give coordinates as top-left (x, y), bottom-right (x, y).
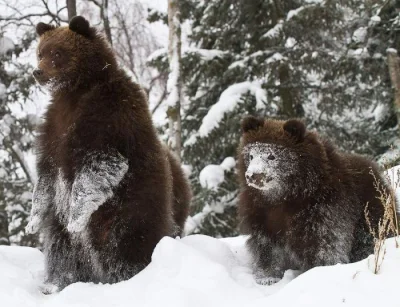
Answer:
top-left (349, 216), bottom-right (375, 262)
top-left (89, 215), bottom-right (167, 284)
top-left (42, 217), bottom-right (92, 291)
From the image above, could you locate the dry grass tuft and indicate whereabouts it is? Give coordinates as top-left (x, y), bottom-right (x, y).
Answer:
top-left (364, 168), bottom-right (399, 274)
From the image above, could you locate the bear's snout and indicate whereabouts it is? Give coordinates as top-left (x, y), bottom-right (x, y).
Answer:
top-left (33, 69), bottom-right (43, 78)
top-left (245, 173), bottom-right (265, 184)
top-left (245, 171), bottom-right (272, 189)
top-left (32, 68), bottom-right (49, 85)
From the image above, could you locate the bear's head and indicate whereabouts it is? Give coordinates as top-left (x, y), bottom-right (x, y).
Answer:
top-left (33, 16), bottom-right (117, 92)
top-left (238, 116), bottom-right (328, 200)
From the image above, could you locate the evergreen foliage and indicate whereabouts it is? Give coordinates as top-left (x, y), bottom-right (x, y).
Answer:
top-left (0, 33), bottom-right (39, 246)
top-left (149, 0), bottom-right (398, 237)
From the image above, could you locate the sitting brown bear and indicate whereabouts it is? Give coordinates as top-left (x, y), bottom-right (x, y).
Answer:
top-left (237, 116), bottom-right (389, 284)
top-left (26, 16), bottom-right (191, 291)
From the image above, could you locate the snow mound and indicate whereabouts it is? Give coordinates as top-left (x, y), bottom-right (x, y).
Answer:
top-left (1, 236), bottom-right (400, 307)
top-left (0, 246), bottom-right (44, 305)
top-left (262, 238), bottom-right (400, 307)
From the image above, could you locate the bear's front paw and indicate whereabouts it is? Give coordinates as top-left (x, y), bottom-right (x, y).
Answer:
top-left (67, 200), bottom-right (94, 233)
top-left (67, 213), bottom-right (89, 233)
top-left (255, 276), bottom-right (281, 286)
top-left (254, 269), bottom-right (283, 286)
top-left (39, 282), bottom-right (59, 295)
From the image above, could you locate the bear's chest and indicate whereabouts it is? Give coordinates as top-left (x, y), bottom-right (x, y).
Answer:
top-left (261, 200), bottom-right (305, 239)
top-left (264, 206), bottom-right (292, 237)
top-left (41, 103), bottom-right (80, 177)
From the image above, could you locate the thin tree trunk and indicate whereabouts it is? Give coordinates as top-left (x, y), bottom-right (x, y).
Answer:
top-left (66, 0), bottom-right (77, 21)
top-left (272, 0), bottom-right (284, 20)
top-left (387, 49), bottom-right (400, 124)
top-left (87, 0), bottom-right (112, 45)
top-left (0, 202), bottom-right (10, 245)
top-left (101, 0), bottom-right (113, 45)
top-left (167, 0), bottom-right (182, 161)
top-left (278, 63), bottom-right (301, 117)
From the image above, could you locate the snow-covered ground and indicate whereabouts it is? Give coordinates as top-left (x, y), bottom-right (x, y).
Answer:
top-left (1, 235), bottom-right (399, 307)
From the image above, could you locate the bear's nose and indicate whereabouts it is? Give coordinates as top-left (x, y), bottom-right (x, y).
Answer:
top-left (33, 69), bottom-right (43, 78)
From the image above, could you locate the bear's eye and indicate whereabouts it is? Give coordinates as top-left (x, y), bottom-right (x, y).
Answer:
top-left (268, 154), bottom-right (275, 160)
top-left (55, 51), bottom-right (61, 58)
top-left (38, 52), bottom-right (43, 60)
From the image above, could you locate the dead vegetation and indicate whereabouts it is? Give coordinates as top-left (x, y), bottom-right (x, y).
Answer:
top-left (364, 167), bottom-right (399, 274)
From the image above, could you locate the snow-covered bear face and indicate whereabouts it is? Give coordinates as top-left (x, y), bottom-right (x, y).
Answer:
top-left (238, 116), bottom-right (326, 201)
top-left (242, 142), bottom-right (300, 194)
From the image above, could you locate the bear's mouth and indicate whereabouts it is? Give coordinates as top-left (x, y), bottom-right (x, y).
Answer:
top-left (245, 172), bottom-right (273, 190)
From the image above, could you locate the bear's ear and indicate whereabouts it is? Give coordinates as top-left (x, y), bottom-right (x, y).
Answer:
top-left (36, 22), bottom-right (55, 36)
top-left (283, 119), bottom-right (306, 142)
top-left (241, 116), bottom-right (264, 133)
top-left (69, 16), bottom-right (91, 37)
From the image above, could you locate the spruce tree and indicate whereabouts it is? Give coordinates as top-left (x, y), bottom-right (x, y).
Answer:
top-left (149, 0), bottom-right (398, 237)
top-left (0, 33), bottom-right (39, 246)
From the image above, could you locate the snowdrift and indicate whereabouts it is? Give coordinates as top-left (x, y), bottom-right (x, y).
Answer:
top-left (1, 235), bottom-right (399, 307)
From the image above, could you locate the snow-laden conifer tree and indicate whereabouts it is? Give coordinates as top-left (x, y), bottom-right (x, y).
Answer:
top-left (0, 34), bottom-right (39, 246)
top-left (149, 0), bottom-right (398, 237)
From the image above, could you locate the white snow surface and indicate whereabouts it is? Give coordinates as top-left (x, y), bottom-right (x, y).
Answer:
top-left (1, 235), bottom-right (400, 307)
top-left (386, 165), bottom-right (400, 214)
top-left (370, 15), bottom-right (381, 22)
top-left (199, 157), bottom-right (236, 190)
top-left (199, 164), bottom-right (225, 190)
top-left (369, 15), bottom-right (381, 26)
top-left (198, 81), bottom-right (267, 137)
top-left (287, 6), bottom-right (305, 21)
top-left (0, 82), bottom-right (6, 100)
top-left (352, 27), bottom-right (368, 43)
top-left (263, 21), bottom-right (283, 39)
top-left (185, 47), bottom-right (227, 61)
top-left (0, 36), bottom-right (15, 55)
top-left (220, 156), bottom-right (236, 171)
top-left (147, 47), bottom-right (226, 63)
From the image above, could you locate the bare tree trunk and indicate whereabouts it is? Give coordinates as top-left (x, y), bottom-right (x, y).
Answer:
top-left (278, 63), bottom-right (302, 117)
top-left (101, 0), bottom-right (112, 45)
top-left (387, 49), bottom-right (400, 124)
top-left (272, 0), bottom-right (284, 23)
top-left (0, 201), bottom-right (10, 245)
top-left (66, 0), bottom-right (77, 21)
top-left (167, 0), bottom-right (182, 161)
top-left (88, 0), bottom-right (113, 45)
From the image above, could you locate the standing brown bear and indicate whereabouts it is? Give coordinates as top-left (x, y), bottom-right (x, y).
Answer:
top-left (238, 116), bottom-right (389, 285)
top-left (26, 16), bottom-right (191, 291)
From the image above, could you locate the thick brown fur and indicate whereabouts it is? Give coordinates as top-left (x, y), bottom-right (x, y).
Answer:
top-left (28, 16), bottom-right (191, 290)
top-left (237, 116), bottom-right (388, 283)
